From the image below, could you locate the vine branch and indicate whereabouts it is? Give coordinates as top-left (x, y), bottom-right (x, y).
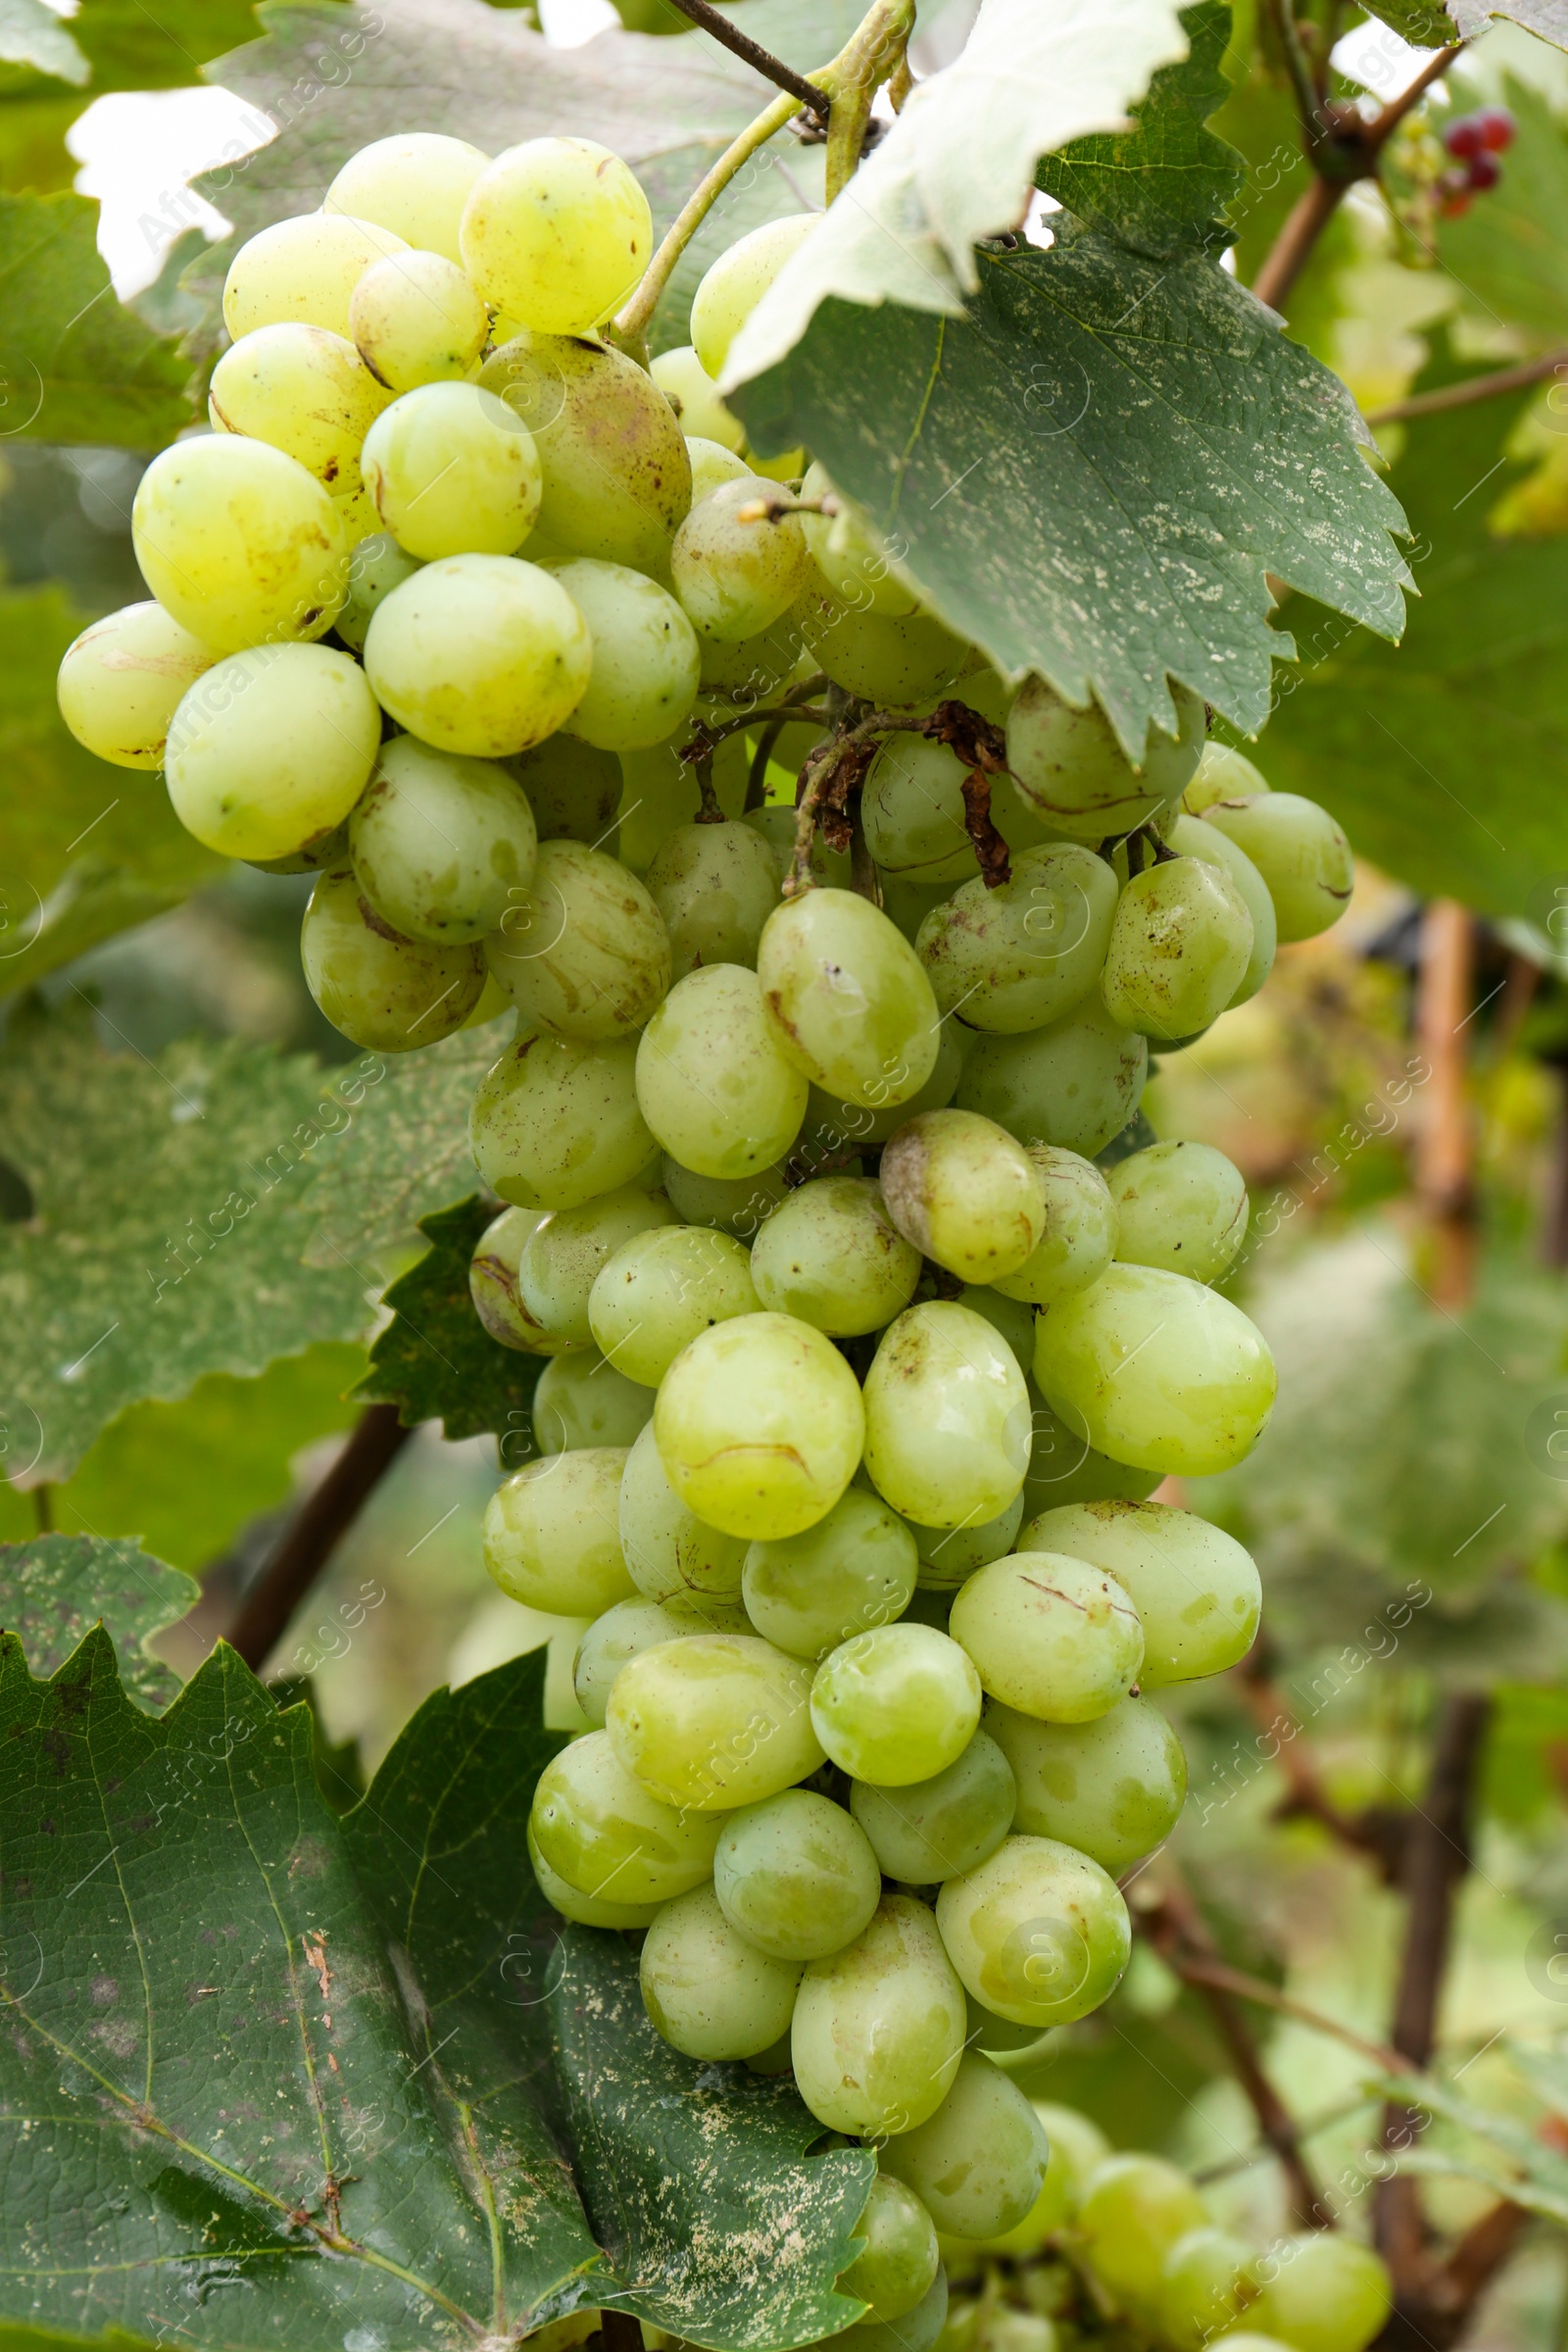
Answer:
top-left (1366, 347), bottom-right (1568, 425)
top-left (614, 86), bottom-right (801, 343)
top-left (650, 0), bottom-right (830, 113)
top-left (226, 1404), bottom-right (413, 1671)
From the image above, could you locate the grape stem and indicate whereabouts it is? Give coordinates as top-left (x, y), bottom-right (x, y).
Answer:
top-left (648, 0), bottom-right (831, 116)
top-left (1365, 345), bottom-right (1568, 427)
top-left (225, 1404), bottom-right (413, 1669)
top-left (694, 750), bottom-right (724, 822)
top-left (613, 85), bottom-right (801, 346)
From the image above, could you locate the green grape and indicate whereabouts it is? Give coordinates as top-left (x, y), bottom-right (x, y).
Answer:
top-left (1019, 1397), bottom-right (1161, 1517)
top-left (460, 968), bottom-right (512, 1025)
top-left (686, 432), bottom-right (753, 500)
top-left (954, 2100), bottom-right (1111, 2258)
top-left (56, 600), bottom-right (215, 770)
top-left (349, 251), bottom-right (490, 392)
top-left (862, 736), bottom-right (981, 888)
top-left (1159, 2229), bottom-right (1263, 2352)
top-left (671, 476), bottom-right (814, 644)
top-left (957, 996), bottom-right (1148, 1160)
top-left (791, 1892), bottom-right (967, 2136)
top-left (461, 137), bottom-right (652, 335)
top-left (643, 820), bottom-right (780, 979)
top-left (691, 213), bottom-right (817, 377)
top-left (935, 1835), bottom-right (1130, 2028)
top-left (806, 1018), bottom-right (963, 1149)
top-left (469, 1203), bottom-right (559, 1351)
top-left (636, 963), bottom-right (808, 1180)
top-left (486, 839), bottom-right (671, 1040)
top-left (1004, 680), bottom-right (1203, 842)
top-left (1107, 1140), bottom-right (1249, 1284)
top-left (759, 889), bottom-right (941, 1111)
top-left (469, 1029), bottom-right (653, 1210)
top-left (987, 1695), bottom-right (1186, 1872)
top-left (880, 873), bottom-right (964, 950)
top-left (1166, 811), bottom-right (1276, 1004)
top-left (533, 1348), bottom-right (656, 1455)
top-left (991, 1148), bottom-right (1117, 1310)
top-left (365, 553), bottom-right (591, 756)
top-left (324, 131), bottom-right (491, 263)
top-left (905, 1494), bottom-right (1025, 1594)
top-left (662, 1154), bottom-right (790, 1240)
top-left (653, 1309), bottom-right (864, 1540)
top-left (515, 1185), bottom-right (677, 1349)
top-left (850, 1728), bottom-right (1015, 1884)
top-left (1251, 2232), bottom-right (1392, 2352)
top-left (483, 1446), bottom-right (636, 1614)
top-left (951, 1553), bottom-right (1144, 1724)
top-left (810, 1623), bottom-right (982, 1786)
top-left (615, 730), bottom-right (744, 868)
top-left (803, 593), bottom-right (970, 706)
top-left (749, 1177), bottom-right (922, 1337)
top-left (1207, 2338), bottom-right (1298, 2352)
top-left (830, 2270), bottom-right (949, 2352)
top-left (300, 866), bottom-right (485, 1047)
top-left (222, 211), bottom-right (411, 341)
top-left (1200, 792), bottom-right (1353, 943)
top-left (479, 330), bottom-right (692, 571)
top-left (1101, 857), bottom-right (1253, 1043)
top-left (802, 461), bottom-right (922, 616)
top-left (334, 532), bottom-right (422, 654)
top-left (880, 2054), bottom-right (1050, 2240)
top-left (528, 1821), bottom-right (662, 1929)
top-left (539, 559), bottom-right (701, 752)
top-left (713, 1788), bottom-right (882, 1960)
top-left (349, 735), bottom-right (538, 943)
top-left (529, 1728), bottom-right (720, 1904)
top-left (1032, 1264), bottom-right (1277, 1477)
top-left (744, 804), bottom-right (852, 896)
top-left (165, 642), bottom-right (379, 860)
top-left (132, 435), bottom-right (349, 653)
top-left (508, 733), bottom-right (623, 848)
top-left (572, 1592), bottom-right (750, 1727)
top-left (651, 343), bottom-right (747, 452)
top-left (1073, 2153), bottom-right (1207, 2312)
top-left (743, 1487), bottom-right (918, 1661)
top-left (640, 1882), bottom-right (802, 2059)
top-left (588, 1223), bottom-right (760, 1387)
top-left (607, 1631), bottom-right (823, 1809)
top-left (1184, 743), bottom-right (1269, 813)
top-left (862, 1302), bottom-right (1032, 1532)
top-left (618, 1418), bottom-right (748, 1602)
top-left (360, 381), bottom-right (540, 558)
top-left (880, 1110), bottom-right (1048, 1285)
top-left (915, 845), bottom-right (1119, 1034)
top-left (1019, 1500), bottom-right (1261, 1686)
top-left (839, 2176), bottom-right (941, 2324)
top-left (209, 321), bottom-right (390, 492)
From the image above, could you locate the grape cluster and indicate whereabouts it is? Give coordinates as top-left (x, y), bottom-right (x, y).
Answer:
top-left (1437, 103), bottom-right (1513, 215)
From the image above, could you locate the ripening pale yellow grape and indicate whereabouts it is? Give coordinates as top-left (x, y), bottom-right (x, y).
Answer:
top-left (810, 1624), bottom-right (982, 1786)
top-left (801, 461), bottom-right (922, 615)
top-left (838, 2176), bottom-right (941, 2327)
top-left (801, 593), bottom-right (970, 707)
top-left (691, 213), bottom-right (816, 378)
top-left (643, 819), bottom-right (781, 980)
top-left (655, 1311), bottom-right (866, 1542)
top-left (131, 435), bottom-right (349, 653)
top-left (607, 1632), bottom-right (823, 1809)
top-left (530, 1729), bottom-right (720, 1906)
top-left (324, 131), bottom-right (491, 263)
top-left (713, 1789), bottom-right (882, 1963)
top-left (482, 1446), bottom-right (636, 1615)
top-left (636, 963), bottom-right (808, 1181)
top-left (758, 889), bottom-right (941, 1111)
top-left (686, 433), bottom-right (752, 502)
top-left (618, 1418), bottom-right (748, 1603)
top-left (1101, 856), bottom-right (1253, 1044)
top-left (588, 1224), bottom-right (760, 1388)
top-left (1020, 1499), bottom-right (1261, 1687)
top-left (515, 1186), bottom-right (678, 1349)
top-left (862, 735), bottom-right (980, 890)
top-left (528, 1823), bottom-right (662, 1929)
top-left (1165, 811), bottom-right (1276, 1005)
top-left (791, 1893), bottom-right (966, 2137)
top-left (743, 1488), bottom-right (919, 1664)
top-left (532, 1348), bottom-right (656, 1455)
top-left (1184, 742), bottom-right (1270, 814)
top-left (1251, 2232), bottom-right (1393, 2352)
top-left (546, 559), bottom-right (702, 751)
top-left (948, 1552), bottom-right (1145, 1722)
top-left (300, 867), bottom-right (486, 1050)
top-left (460, 137), bottom-right (652, 334)
top-left (651, 344), bottom-right (746, 452)
top-left (360, 381), bottom-right (541, 558)
top-left (915, 842), bottom-right (1120, 1034)
top-left (879, 1111), bottom-right (1048, 1285)
top-left (639, 1883), bottom-right (803, 2059)
top-left (988, 1693), bottom-right (1187, 1874)
top-left (1107, 1139), bottom-right (1249, 1284)
top-left (349, 250), bottom-right (490, 393)
top-left (936, 1834), bottom-right (1131, 2028)
top-left (850, 1728), bottom-right (1016, 1884)
top-left (905, 1493), bottom-right (1025, 1593)
top-left (349, 736), bottom-right (537, 943)
top-left (469, 1029), bottom-right (654, 1210)
top-left (862, 1302), bottom-right (1032, 1532)
top-left (572, 1592), bottom-right (749, 1726)
top-left (879, 2055), bottom-right (1050, 2241)
top-left (749, 1177), bottom-right (922, 1338)
top-left (1074, 2155), bottom-right (1209, 2316)
top-left (364, 554), bottom-right (591, 757)
top-left (487, 839), bottom-right (671, 1040)
top-left (671, 476), bottom-right (815, 644)
top-left (56, 601), bottom-right (215, 769)
top-left (222, 212), bottom-right (411, 342)
top-left (165, 642), bottom-right (379, 860)
top-left (1004, 679), bottom-right (1204, 842)
top-left (1200, 791), bottom-right (1354, 943)
top-left (208, 321), bottom-right (391, 493)
top-left (992, 1146), bottom-right (1118, 1310)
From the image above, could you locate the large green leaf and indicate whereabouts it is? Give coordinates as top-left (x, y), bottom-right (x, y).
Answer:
top-left (356, 1197), bottom-right (544, 1447)
top-left (0, 0), bottom-right (290, 98)
top-left (0, 192), bottom-right (194, 448)
top-left (0, 1), bottom-right (88, 87)
top-left (0, 1533), bottom-right (195, 1709)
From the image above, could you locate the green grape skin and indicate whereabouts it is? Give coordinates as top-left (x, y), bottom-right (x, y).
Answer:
top-left (643, 820), bottom-right (780, 979)
top-left (745, 801), bottom-right (852, 893)
top-left (672, 475), bottom-right (814, 644)
top-left (482, 1446), bottom-right (636, 1615)
top-left (479, 330), bottom-right (692, 572)
top-left (686, 432), bottom-right (753, 501)
top-left (950, 2100), bottom-right (1111, 2259)
top-left (992, 1147), bottom-right (1118, 1310)
top-left (906, 1494), bottom-right (1025, 1594)
top-left (1073, 2154), bottom-right (1207, 2313)
top-left (469, 1203), bottom-right (557, 1352)
top-left (791, 1893), bottom-right (967, 2137)
top-left (691, 213), bottom-right (817, 377)
top-left (572, 1592), bottom-right (750, 1727)
top-left (461, 137), bottom-right (652, 336)
top-left (749, 1177), bottom-right (921, 1338)
top-left (1032, 1264), bottom-right (1277, 1477)
top-left (1166, 811), bottom-right (1276, 1005)
top-left (209, 321), bottom-right (390, 492)
top-left (810, 1623), bottom-right (982, 1786)
top-left (713, 1788), bottom-right (882, 1961)
top-left (515, 1185), bottom-right (678, 1349)
top-left (528, 1821), bottom-right (662, 1929)
top-left (56, 600), bottom-right (215, 770)
top-left (364, 553), bottom-right (591, 757)
top-left (132, 435), bottom-right (349, 653)
top-left (759, 888), bottom-right (941, 1111)
top-left (651, 344), bottom-right (747, 452)
top-left (1158, 2229), bottom-right (1264, 2352)
top-left (805, 1016), bottom-right (962, 1150)
top-left (301, 867), bottom-right (485, 1049)
top-left (636, 964), bottom-right (808, 1181)
top-left (588, 1224), bottom-right (761, 1387)
top-left (618, 1418), bottom-right (748, 1603)
top-left (936, 1835), bottom-right (1130, 2029)
top-left (1019, 1500), bottom-right (1261, 1687)
top-left (547, 559), bottom-right (702, 752)
top-left (952, 1286), bottom-right (1035, 1376)
top-left (487, 838), bottom-right (671, 1041)
top-left (880, 873), bottom-right (965, 951)
top-left (1184, 742), bottom-right (1269, 813)
top-left (324, 131), bottom-right (491, 263)
top-left (879, 2054), bottom-right (1050, 2241)
top-left (1107, 1140), bottom-right (1249, 1285)
top-left (830, 2270), bottom-right (950, 2352)
top-left (334, 532), bottom-right (422, 654)
top-left (743, 1487), bottom-right (919, 1662)
top-left (839, 2176), bottom-right (941, 2325)
top-left (850, 1728), bottom-right (1015, 1885)
top-left (1101, 857), bottom-right (1254, 1043)
top-left (950, 1553), bottom-right (1144, 1725)
top-left (802, 461), bottom-right (922, 616)
top-left (221, 211), bottom-right (411, 342)
top-left (862, 735), bottom-right (981, 888)
top-left (801, 592), bottom-right (970, 707)
top-left (349, 250), bottom-right (490, 393)
top-left (1251, 2232), bottom-right (1392, 2352)
top-left (640, 1885), bottom-right (803, 2063)
top-left (915, 844), bottom-right (1119, 1035)
top-left (1200, 792), bottom-right (1354, 943)
top-left (508, 732), bottom-right (623, 847)
top-left (1004, 679), bottom-right (1203, 842)
top-left (662, 1154), bottom-right (790, 1240)
top-left (348, 735), bottom-right (538, 943)
top-left (529, 1728), bottom-right (720, 1905)
top-left (879, 1110), bottom-right (1048, 1285)
top-left (956, 996), bottom-right (1148, 1161)
top-left (862, 1302), bottom-right (1032, 1532)
top-left (616, 729), bottom-right (747, 868)
top-left (606, 1631), bottom-right (823, 1810)
top-left (532, 1348), bottom-right (656, 1455)
top-left (654, 1309), bottom-right (864, 1541)
top-left (986, 1695), bottom-right (1186, 1873)
top-left (469, 1030), bottom-right (654, 1211)
top-left (360, 381), bottom-right (541, 559)
top-left (165, 642), bottom-right (379, 861)
top-left (1019, 1397), bottom-right (1161, 1518)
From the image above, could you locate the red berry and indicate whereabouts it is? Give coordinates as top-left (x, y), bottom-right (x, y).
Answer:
top-left (1468, 149), bottom-right (1502, 191)
top-left (1437, 165), bottom-right (1473, 218)
top-left (1477, 104), bottom-right (1516, 151)
top-left (1440, 191), bottom-right (1474, 218)
top-left (1444, 114), bottom-right (1485, 159)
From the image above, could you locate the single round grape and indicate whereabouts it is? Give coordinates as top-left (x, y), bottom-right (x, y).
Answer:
top-left (469, 1029), bottom-right (653, 1210)
top-left (1074, 2153), bottom-right (1207, 2311)
top-left (1107, 1140), bottom-right (1248, 1284)
top-left (468, 1203), bottom-right (558, 1351)
top-left (743, 1487), bottom-right (918, 1662)
top-left (1033, 1264), bottom-right (1277, 1477)
top-left (483, 1445), bottom-right (635, 1614)
top-left (1251, 2232), bottom-right (1392, 2352)
top-left (132, 435), bottom-right (349, 653)
top-left (640, 1881), bottom-right (803, 2059)
top-left (536, 558), bottom-right (701, 753)
top-left (750, 1177), bottom-right (921, 1337)
top-left (862, 736), bottom-right (981, 888)
top-left (686, 432), bottom-right (753, 501)
top-left (608, 1632), bottom-right (823, 1810)
top-left (950, 1553), bottom-right (1144, 1724)
top-left (863, 1302), bottom-right (1032, 1532)
top-left (792, 1893), bottom-right (966, 2136)
top-left (880, 2054), bottom-right (1050, 2240)
top-left (528, 1821), bottom-right (661, 1929)
top-left (209, 320), bottom-right (390, 492)
top-left (1166, 810), bottom-right (1276, 1004)
top-left (1185, 742), bottom-right (1269, 813)
top-left (572, 1592), bottom-right (749, 1727)
top-left (619, 1418), bottom-right (748, 1603)
top-left (324, 131), bottom-right (491, 263)
top-left (803, 593), bottom-right (970, 706)
top-left (486, 839), bottom-right (671, 1040)
top-left (713, 1788), bottom-right (882, 1961)
top-left (805, 1018), bottom-right (964, 1148)
top-left (691, 213), bottom-right (817, 376)
top-left (916, 843), bottom-right (1119, 1034)
top-left (348, 250), bottom-right (490, 392)
top-left (479, 330), bottom-right (692, 571)
top-left (508, 732), bottom-right (622, 848)
top-left (361, 381), bottom-right (540, 559)
top-left (56, 600), bottom-right (214, 770)
top-left (349, 735), bottom-right (538, 943)
top-left (1004, 679), bottom-right (1203, 841)
top-left (830, 2270), bottom-right (949, 2352)
top-left (654, 1310), bottom-right (865, 1541)
top-left (671, 475), bottom-right (814, 644)
top-left (643, 819), bottom-right (780, 979)
top-left (516, 1185), bottom-right (677, 1349)
top-left (992, 1147), bottom-right (1118, 1310)
top-left (1019, 1499), bottom-right (1261, 1686)
top-left (935, 1834), bottom-right (1130, 2028)
top-left (810, 1623), bottom-right (981, 1786)
top-left (759, 888), bottom-right (941, 1111)
top-left (222, 211), bottom-right (411, 341)
top-left (461, 137), bottom-right (652, 334)
top-left (905, 1494), bottom-right (1026, 1594)
top-left (1101, 857), bottom-right (1253, 1042)
top-left (300, 866), bottom-right (484, 1048)
top-left (850, 1728), bottom-right (1014, 1884)
top-left (364, 553), bottom-right (591, 756)
top-left (334, 532), bottom-right (422, 654)
top-left (588, 1224), bottom-right (760, 1387)
top-left (839, 2176), bottom-right (941, 2325)
top-left (165, 642), bottom-right (379, 861)
top-left (1159, 2229), bottom-right (1264, 2352)
top-left (533, 1348), bottom-right (655, 1456)
top-left (651, 343), bottom-right (747, 451)
top-left (1201, 791), bottom-right (1353, 942)
top-left (662, 1154), bottom-right (790, 1240)
top-left (801, 460), bottom-right (922, 616)
top-left (957, 996), bottom-right (1148, 1160)
top-left (956, 2100), bottom-right (1110, 2258)
top-left (636, 963), bottom-right (808, 1180)
top-left (1020, 1398), bottom-right (1162, 1517)
top-left (988, 1694), bottom-right (1186, 1872)
top-left (529, 1728), bottom-right (719, 1905)
top-left (880, 1110), bottom-right (1048, 1285)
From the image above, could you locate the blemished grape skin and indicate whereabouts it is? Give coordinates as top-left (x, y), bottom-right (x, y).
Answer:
top-left (915, 844), bottom-right (1119, 1032)
top-left (749, 1177), bottom-right (922, 1337)
top-left (759, 889), bottom-right (941, 1112)
top-left (957, 995), bottom-right (1148, 1161)
top-left (469, 1029), bottom-right (654, 1211)
top-left (1004, 678), bottom-right (1204, 841)
top-left (221, 212), bottom-right (411, 342)
top-left (949, 1553), bottom-right (1145, 1725)
top-left (1074, 2153), bottom-right (1208, 2310)
top-left (862, 1302), bottom-right (1033, 1533)
top-left (671, 475), bottom-right (815, 644)
top-left (639, 1883), bottom-right (803, 2060)
top-left (209, 321), bottom-right (391, 492)
top-left (1166, 810), bottom-right (1277, 1005)
top-left (482, 1446), bottom-right (636, 1615)
top-left (324, 131), bottom-right (491, 264)
top-left (838, 2176), bottom-right (941, 2325)
top-left (606, 1632), bottom-right (824, 1810)
top-left (636, 964), bottom-right (809, 1182)
top-left (461, 137), bottom-right (652, 336)
top-left (991, 1146), bottom-right (1118, 1310)
top-left (1107, 1139), bottom-right (1250, 1284)
top-left (791, 1893), bottom-right (967, 2137)
top-left (651, 344), bottom-right (747, 453)
top-left (360, 381), bottom-right (542, 559)
top-left (132, 435), bottom-right (350, 653)
top-left (529, 1728), bottom-right (720, 1905)
top-left (485, 839), bottom-right (672, 1041)
top-left (541, 559), bottom-right (701, 752)
top-left (334, 532), bottom-right (422, 654)
top-left (1201, 791), bottom-right (1355, 943)
top-left (642, 819), bottom-right (780, 979)
top-left (862, 735), bottom-right (982, 888)
top-left (1020, 1500), bottom-right (1261, 1687)
top-left (1185, 742), bottom-right (1270, 813)
top-left (692, 213), bottom-right (817, 378)
top-left (878, 2054), bottom-right (1050, 2241)
top-left (349, 251), bottom-right (490, 392)
top-left (619, 1419), bottom-right (749, 1603)
top-left (850, 1729), bottom-right (1016, 1884)
top-left (654, 1310), bottom-right (865, 1541)
top-left (879, 1110), bottom-right (1048, 1286)
top-left (572, 1592), bottom-right (750, 1727)
top-left (1101, 856), bottom-right (1254, 1043)
top-left (468, 1202), bottom-right (557, 1351)
top-left (301, 867), bottom-right (486, 1050)
top-left (528, 1822), bottom-right (662, 1929)
top-left (810, 1623), bottom-right (983, 1786)
top-left (986, 1694), bottom-right (1187, 1873)
top-left (588, 1224), bottom-right (761, 1387)
top-left (935, 1834), bottom-right (1131, 2028)
top-left (364, 554), bottom-right (592, 758)
top-left (57, 601), bottom-right (215, 769)
top-left (532, 1348), bottom-right (655, 1456)
top-left (1251, 2232), bottom-right (1392, 2352)
top-left (742, 1489), bottom-right (917, 1663)
top-left (712, 1788), bottom-right (883, 1961)
top-left (515, 1186), bottom-right (678, 1349)
top-left (349, 736), bottom-right (538, 944)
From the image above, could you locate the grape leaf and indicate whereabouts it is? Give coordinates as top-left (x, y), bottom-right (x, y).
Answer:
top-left (0, 0), bottom-right (295, 98)
top-left (0, 1533), bottom-right (195, 1710)
top-left (356, 1196), bottom-right (543, 1449)
top-left (0, 0), bottom-right (88, 87)
top-left (0, 191), bottom-right (194, 447)
top-left (1365, 0), bottom-right (1568, 37)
